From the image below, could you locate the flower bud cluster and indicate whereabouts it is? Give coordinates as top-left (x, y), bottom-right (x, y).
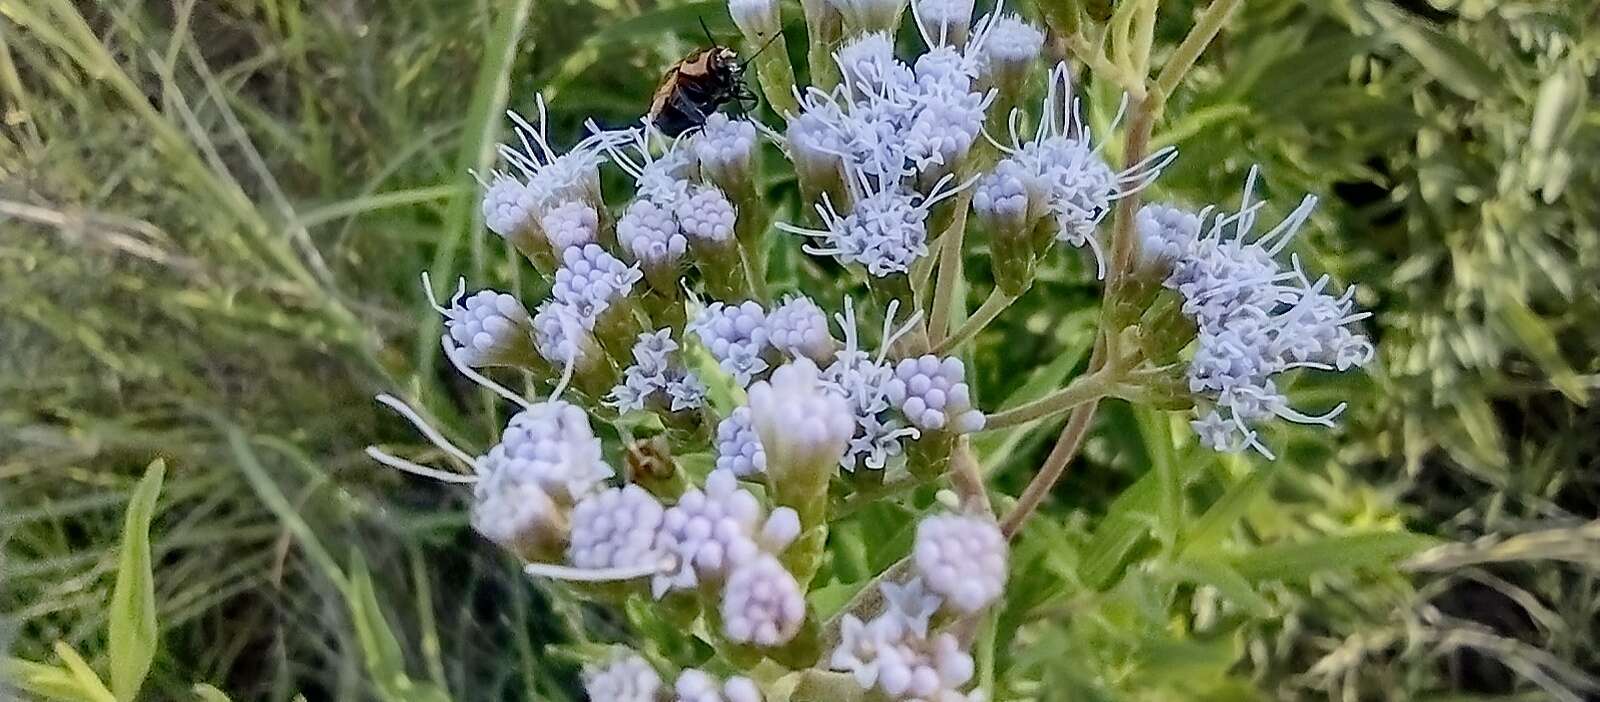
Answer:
top-left (437, 286), bottom-right (537, 368)
top-left (974, 64), bottom-right (1173, 282)
top-left (471, 400), bottom-right (611, 557)
top-left (481, 98), bottom-right (612, 258)
top-left (1145, 168), bottom-right (1375, 457)
top-left (829, 577), bottom-right (979, 701)
top-left (365, 0), bottom-right (1380, 695)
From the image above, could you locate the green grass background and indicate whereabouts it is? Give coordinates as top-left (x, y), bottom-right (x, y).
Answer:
top-left (2, 0), bottom-right (1597, 700)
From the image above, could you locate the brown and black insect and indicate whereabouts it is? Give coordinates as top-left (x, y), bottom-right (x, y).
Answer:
top-left (647, 21), bottom-right (776, 136)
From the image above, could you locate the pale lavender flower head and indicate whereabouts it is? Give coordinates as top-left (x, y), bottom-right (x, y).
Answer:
top-left (913, 513), bottom-right (1007, 613)
top-left (689, 301), bottom-right (773, 387)
top-left (437, 287), bottom-right (536, 368)
top-left (720, 554), bottom-right (807, 646)
top-left (540, 200), bottom-right (601, 252)
top-left (766, 295), bottom-right (839, 365)
top-left (715, 407), bottom-right (768, 477)
top-left (885, 354), bottom-right (985, 433)
top-left (479, 401), bottom-right (611, 505)
top-left (583, 651), bottom-right (663, 702)
top-left (569, 485), bottom-right (669, 572)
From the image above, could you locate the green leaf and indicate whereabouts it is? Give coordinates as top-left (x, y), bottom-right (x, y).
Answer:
top-left (192, 683), bottom-right (234, 702)
top-left (344, 554), bottom-right (454, 702)
top-left (1226, 532), bottom-right (1437, 582)
top-left (3, 656), bottom-right (105, 702)
top-left (108, 460), bottom-right (164, 702)
top-left (346, 553), bottom-right (408, 686)
top-left (52, 642), bottom-right (117, 702)
top-left (1166, 559), bottom-right (1270, 616)
top-left (1079, 470), bottom-right (1158, 591)
top-left (1180, 454), bottom-right (1268, 556)
top-left (1372, 6), bottom-right (1499, 100)
top-left (1494, 299), bottom-right (1588, 405)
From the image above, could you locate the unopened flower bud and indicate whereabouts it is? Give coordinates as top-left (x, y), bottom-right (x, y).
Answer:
top-left (689, 301), bottom-right (773, 387)
top-left (583, 651), bottom-right (664, 702)
top-left (975, 14), bottom-right (1043, 99)
top-left (1135, 203), bottom-right (1201, 273)
top-left (913, 513), bottom-right (1007, 613)
top-left (728, 0), bottom-right (781, 42)
top-left (440, 289), bottom-right (539, 368)
top-left (885, 355), bottom-right (985, 434)
top-left (540, 200), bottom-right (600, 253)
top-left (766, 295), bottom-right (839, 364)
top-left (618, 198), bottom-right (689, 291)
top-left (715, 407), bottom-right (768, 477)
top-left (694, 114), bottom-right (760, 195)
top-left (568, 485), bottom-right (668, 573)
top-left (913, 0), bottom-right (975, 45)
top-left (721, 554), bottom-right (806, 647)
top-left (747, 358), bottom-right (854, 528)
top-left (675, 669), bottom-right (765, 702)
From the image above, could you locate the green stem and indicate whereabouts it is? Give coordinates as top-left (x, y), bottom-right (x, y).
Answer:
top-left (927, 192), bottom-right (974, 345)
top-left (980, 367), bottom-right (1116, 431)
top-left (932, 289), bottom-right (1018, 355)
top-left (1154, 0), bottom-right (1242, 99)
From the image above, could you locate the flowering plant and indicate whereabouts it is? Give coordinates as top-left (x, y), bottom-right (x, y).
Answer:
top-left (367, 0), bottom-right (1371, 699)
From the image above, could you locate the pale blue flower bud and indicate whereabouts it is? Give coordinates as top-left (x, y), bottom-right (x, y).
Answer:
top-left (913, 513), bottom-right (1006, 613)
top-left (715, 407), bottom-right (768, 477)
top-left (583, 652), bottom-right (663, 702)
top-left (885, 354), bottom-right (985, 434)
top-left (720, 554), bottom-right (806, 646)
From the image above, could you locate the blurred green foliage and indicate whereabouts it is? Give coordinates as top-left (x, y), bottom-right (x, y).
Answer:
top-left (1, 0), bottom-right (1596, 700)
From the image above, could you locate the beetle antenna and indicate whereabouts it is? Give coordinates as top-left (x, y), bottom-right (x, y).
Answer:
top-left (740, 29), bottom-right (784, 70)
top-left (699, 17), bottom-right (718, 47)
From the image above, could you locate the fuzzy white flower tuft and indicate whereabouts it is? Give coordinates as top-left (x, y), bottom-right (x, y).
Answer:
top-left (1163, 169), bottom-right (1374, 457)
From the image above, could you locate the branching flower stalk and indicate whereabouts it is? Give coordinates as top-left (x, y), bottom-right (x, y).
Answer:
top-left (364, 0), bottom-right (1369, 698)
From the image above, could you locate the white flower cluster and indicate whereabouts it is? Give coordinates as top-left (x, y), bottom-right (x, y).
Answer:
top-left (828, 511), bottom-right (1005, 700)
top-left (435, 284), bottom-right (537, 368)
top-left (714, 406), bottom-right (767, 477)
top-left (480, 99), bottom-right (613, 253)
top-left (583, 652), bottom-right (766, 702)
top-left (1144, 168), bottom-right (1375, 457)
top-left (777, 4), bottom-right (1038, 278)
top-left (974, 63), bottom-right (1174, 279)
top-left (610, 329), bottom-right (707, 413)
top-left (471, 400), bottom-right (611, 555)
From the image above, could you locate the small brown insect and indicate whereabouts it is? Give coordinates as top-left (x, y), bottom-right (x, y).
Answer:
top-left (648, 44), bottom-right (751, 137)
